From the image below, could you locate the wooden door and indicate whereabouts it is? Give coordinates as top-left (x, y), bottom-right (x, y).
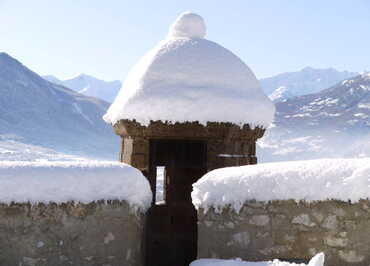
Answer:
top-left (145, 139), bottom-right (207, 266)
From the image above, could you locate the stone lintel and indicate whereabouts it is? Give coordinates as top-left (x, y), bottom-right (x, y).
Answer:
top-left (113, 119), bottom-right (265, 140)
top-left (114, 119), bottom-right (265, 171)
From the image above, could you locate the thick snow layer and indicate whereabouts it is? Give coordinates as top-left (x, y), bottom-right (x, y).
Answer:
top-left (168, 12), bottom-right (206, 38)
top-left (191, 253), bottom-right (324, 266)
top-left (192, 158), bottom-right (370, 212)
top-left (104, 12), bottom-right (275, 128)
top-left (0, 161), bottom-right (152, 210)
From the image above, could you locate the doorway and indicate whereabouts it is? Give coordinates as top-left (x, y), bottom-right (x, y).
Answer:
top-left (145, 139), bottom-right (207, 266)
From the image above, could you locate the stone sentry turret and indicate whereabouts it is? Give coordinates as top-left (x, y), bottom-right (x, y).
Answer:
top-left (103, 12), bottom-right (275, 266)
top-left (104, 12), bottom-right (274, 176)
top-left (112, 120), bottom-right (265, 172)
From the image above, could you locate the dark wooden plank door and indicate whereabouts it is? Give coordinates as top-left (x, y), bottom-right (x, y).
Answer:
top-left (145, 139), bottom-right (207, 266)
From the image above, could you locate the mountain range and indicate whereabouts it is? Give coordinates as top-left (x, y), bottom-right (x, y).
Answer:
top-left (260, 67), bottom-right (357, 102)
top-left (258, 73), bottom-right (370, 162)
top-left (43, 74), bottom-right (121, 103)
top-left (0, 52), bottom-right (119, 160)
top-left (45, 67), bottom-right (357, 104)
top-left (2, 52), bottom-right (368, 162)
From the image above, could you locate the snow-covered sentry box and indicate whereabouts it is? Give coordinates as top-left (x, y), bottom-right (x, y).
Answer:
top-left (0, 161), bottom-right (151, 266)
top-left (104, 12), bottom-right (274, 266)
top-left (192, 158), bottom-right (370, 266)
top-left (104, 11), bottom-right (274, 174)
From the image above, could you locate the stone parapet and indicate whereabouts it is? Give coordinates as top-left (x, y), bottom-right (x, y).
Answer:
top-left (197, 200), bottom-right (370, 266)
top-left (0, 201), bottom-right (145, 266)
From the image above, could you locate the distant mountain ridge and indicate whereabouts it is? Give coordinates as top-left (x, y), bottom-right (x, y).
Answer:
top-left (275, 73), bottom-right (370, 131)
top-left (43, 74), bottom-right (121, 102)
top-left (258, 73), bottom-right (370, 162)
top-left (260, 67), bottom-right (358, 102)
top-left (0, 52), bottom-right (118, 159)
top-left (3, 53), bottom-right (365, 162)
top-left (45, 67), bottom-right (357, 104)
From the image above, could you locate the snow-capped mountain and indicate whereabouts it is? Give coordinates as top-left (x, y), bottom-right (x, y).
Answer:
top-left (43, 74), bottom-right (121, 102)
top-left (268, 86), bottom-right (295, 103)
top-left (42, 74), bottom-right (61, 85)
top-left (260, 67), bottom-right (357, 102)
top-left (0, 52), bottom-right (119, 159)
top-left (275, 73), bottom-right (370, 130)
top-left (258, 73), bottom-right (370, 162)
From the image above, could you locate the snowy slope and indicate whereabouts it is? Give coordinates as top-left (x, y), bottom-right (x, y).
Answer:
top-left (104, 12), bottom-right (274, 128)
top-left (42, 74), bottom-right (61, 85)
top-left (0, 52), bottom-right (119, 159)
top-left (268, 86), bottom-right (295, 103)
top-left (0, 137), bottom-right (86, 161)
top-left (258, 73), bottom-right (370, 162)
top-left (275, 73), bottom-right (370, 130)
top-left (44, 74), bottom-right (121, 103)
top-left (261, 67), bottom-right (357, 102)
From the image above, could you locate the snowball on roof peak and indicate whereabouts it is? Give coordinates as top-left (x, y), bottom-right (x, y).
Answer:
top-left (167, 12), bottom-right (206, 39)
top-left (103, 12), bottom-right (275, 128)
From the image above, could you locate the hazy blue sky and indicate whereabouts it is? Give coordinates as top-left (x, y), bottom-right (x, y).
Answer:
top-left (1, 0), bottom-right (369, 81)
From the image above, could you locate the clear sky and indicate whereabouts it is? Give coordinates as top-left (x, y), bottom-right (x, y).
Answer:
top-left (1, 0), bottom-right (369, 81)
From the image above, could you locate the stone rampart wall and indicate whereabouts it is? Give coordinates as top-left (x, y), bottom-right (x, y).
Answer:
top-left (0, 201), bottom-right (145, 266)
top-left (198, 200), bottom-right (370, 266)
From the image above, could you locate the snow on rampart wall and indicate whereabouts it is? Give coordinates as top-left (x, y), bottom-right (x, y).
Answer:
top-left (0, 161), bottom-right (151, 265)
top-left (0, 161), bottom-right (152, 209)
top-left (194, 159), bottom-right (370, 265)
top-left (192, 158), bottom-right (370, 212)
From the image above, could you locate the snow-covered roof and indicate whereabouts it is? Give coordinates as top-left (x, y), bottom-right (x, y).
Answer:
top-left (0, 161), bottom-right (152, 210)
top-left (104, 12), bottom-right (275, 128)
top-left (192, 158), bottom-right (370, 212)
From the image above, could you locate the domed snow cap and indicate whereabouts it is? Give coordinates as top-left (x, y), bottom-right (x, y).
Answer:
top-left (168, 12), bottom-right (206, 38)
top-left (104, 12), bottom-right (275, 128)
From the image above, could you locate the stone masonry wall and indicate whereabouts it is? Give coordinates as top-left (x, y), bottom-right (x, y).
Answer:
top-left (0, 201), bottom-right (145, 266)
top-left (198, 200), bottom-right (370, 266)
top-left (115, 120), bottom-right (264, 174)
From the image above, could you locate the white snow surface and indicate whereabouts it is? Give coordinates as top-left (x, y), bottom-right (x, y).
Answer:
top-left (0, 161), bottom-right (152, 210)
top-left (268, 86), bottom-right (294, 102)
top-left (192, 158), bottom-right (370, 212)
top-left (191, 253), bottom-right (324, 266)
top-left (0, 138), bottom-right (86, 161)
top-left (104, 12), bottom-right (274, 128)
top-left (168, 12), bottom-right (206, 38)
